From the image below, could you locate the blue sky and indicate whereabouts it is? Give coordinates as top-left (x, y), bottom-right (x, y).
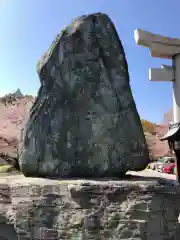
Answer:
top-left (0, 0), bottom-right (179, 123)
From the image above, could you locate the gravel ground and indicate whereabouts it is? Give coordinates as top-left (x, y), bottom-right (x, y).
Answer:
top-left (127, 169), bottom-right (179, 187)
top-left (0, 169), bottom-right (177, 184)
top-left (128, 169), bottom-right (176, 180)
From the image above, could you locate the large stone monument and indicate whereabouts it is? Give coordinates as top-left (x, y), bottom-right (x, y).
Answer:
top-left (18, 13), bottom-right (149, 178)
top-left (1, 14), bottom-right (180, 240)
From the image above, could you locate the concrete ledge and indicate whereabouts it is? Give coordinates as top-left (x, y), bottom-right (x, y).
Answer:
top-left (134, 28), bottom-right (180, 58)
top-left (149, 68), bottom-right (174, 81)
top-left (134, 28), bottom-right (180, 48)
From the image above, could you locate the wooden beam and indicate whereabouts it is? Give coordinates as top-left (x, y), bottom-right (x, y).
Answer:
top-left (149, 68), bottom-right (174, 81)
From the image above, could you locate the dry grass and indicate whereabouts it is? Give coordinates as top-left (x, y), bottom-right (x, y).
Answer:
top-left (0, 164), bottom-right (14, 173)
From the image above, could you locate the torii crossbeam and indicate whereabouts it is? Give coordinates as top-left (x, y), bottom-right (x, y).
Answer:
top-left (134, 28), bottom-right (180, 182)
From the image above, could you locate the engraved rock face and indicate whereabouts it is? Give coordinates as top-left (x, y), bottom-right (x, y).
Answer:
top-left (18, 13), bottom-right (149, 178)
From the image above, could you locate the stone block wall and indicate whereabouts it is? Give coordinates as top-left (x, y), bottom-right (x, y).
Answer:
top-left (0, 175), bottom-right (180, 239)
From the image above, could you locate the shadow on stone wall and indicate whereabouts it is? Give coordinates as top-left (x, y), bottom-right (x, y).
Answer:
top-left (0, 184), bottom-right (18, 240)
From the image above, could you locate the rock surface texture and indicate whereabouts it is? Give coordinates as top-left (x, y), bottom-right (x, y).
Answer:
top-left (0, 174), bottom-right (180, 239)
top-left (19, 13), bottom-right (149, 178)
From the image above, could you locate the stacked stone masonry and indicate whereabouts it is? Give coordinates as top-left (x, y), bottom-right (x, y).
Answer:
top-left (0, 175), bottom-right (180, 239)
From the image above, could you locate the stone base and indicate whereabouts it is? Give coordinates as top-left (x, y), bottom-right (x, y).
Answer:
top-left (0, 174), bottom-right (180, 239)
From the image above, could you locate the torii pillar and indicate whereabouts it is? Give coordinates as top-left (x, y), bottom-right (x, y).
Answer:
top-left (134, 29), bottom-right (180, 182)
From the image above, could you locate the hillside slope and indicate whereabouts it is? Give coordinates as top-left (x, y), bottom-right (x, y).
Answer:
top-left (145, 125), bottom-right (171, 160)
top-left (0, 97), bottom-right (33, 164)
